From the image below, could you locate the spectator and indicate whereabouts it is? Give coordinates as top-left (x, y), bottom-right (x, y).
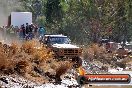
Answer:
top-left (10, 25), bottom-right (15, 39)
top-left (29, 23), bottom-right (34, 33)
top-left (22, 24), bottom-right (26, 38)
top-left (25, 23), bottom-right (30, 40)
top-left (38, 27), bottom-right (46, 38)
top-left (28, 23), bottom-right (34, 39)
top-left (14, 26), bottom-right (19, 37)
top-left (34, 24), bottom-right (38, 38)
top-left (19, 25), bottom-right (23, 39)
top-left (25, 23), bottom-right (29, 34)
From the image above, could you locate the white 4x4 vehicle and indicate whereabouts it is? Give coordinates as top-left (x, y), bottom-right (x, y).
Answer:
top-left (39, 34), bottom-right (82, 67)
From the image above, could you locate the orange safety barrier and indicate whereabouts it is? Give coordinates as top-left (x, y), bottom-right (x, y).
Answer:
top-left (78, 67), bottom-right (86, 76)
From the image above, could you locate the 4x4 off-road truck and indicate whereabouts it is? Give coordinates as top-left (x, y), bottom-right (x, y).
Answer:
top-left (39, 34), bottom-right (82, 67)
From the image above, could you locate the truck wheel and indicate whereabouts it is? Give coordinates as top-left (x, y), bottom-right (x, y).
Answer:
top-left (72, 57), bottom-right (82, 68)
top-left (77, 75), bottom-right (86, 85)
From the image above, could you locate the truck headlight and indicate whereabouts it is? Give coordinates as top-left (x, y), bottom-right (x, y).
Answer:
top-left (115, 54), bottom-right (118, 56)
top-left (124, 55), bottom-right (127, 57)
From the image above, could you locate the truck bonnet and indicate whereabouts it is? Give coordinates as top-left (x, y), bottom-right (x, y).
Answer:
top-left (52, 44), bottom-right (79, 48)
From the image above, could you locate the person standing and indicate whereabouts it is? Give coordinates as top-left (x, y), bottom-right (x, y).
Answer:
top-left (38, 27), bottom-right (46, 38)
top-left (34, 24), bottom-right (38, 38)
top-left (25, 23), bottom-right (29, 40)
top-left (29, 24), bottom-right (34, 39)
top-left (22, 24), bottom-right (25, 38)
top-left (25, 23), bottom-right (29, 34)
top-left (19, 25), bottom-right (23, 39)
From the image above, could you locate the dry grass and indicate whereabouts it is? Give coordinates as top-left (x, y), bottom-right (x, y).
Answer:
top-left (55, 61), bottom-right (72, 78)
top-left (0, 46), bottom-right (15, 74)
top-left (0, 40), bottom-right (50, 74)
top-left (21, 40), bottom-right (37, 54)
top-left (9, 42), bottom-right (19, 54)
top-left (0, 40), bottom-right (72, 83)
top-left (33, 46), bottom-right (53, 63)
top-left (83, 43), bottom-right (106, 61)
top-left (14, 60), bottom-right (30, 75)
top-left (83, 43), bottom-right (132, 69)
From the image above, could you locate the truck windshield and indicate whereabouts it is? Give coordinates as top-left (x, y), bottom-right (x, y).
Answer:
top-left (49, 37), bottom-right (71, 44)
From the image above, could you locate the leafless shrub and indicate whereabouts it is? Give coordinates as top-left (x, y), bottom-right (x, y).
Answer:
top-left (33, 46), bottom-right (53, 63)
top-left (0, 47), bottom-right (15, 74)
top-left (14, 60), bottom-right (29, 75)
top-left (9, 42), bottom-right (19, 55)
top-left (0, 40), bottom-right (75, 83)
top-left (83, 43), bottom-right (106, 61)
top-left (21, 40), bottom-right (37, 54)
top-left (55, 61), bottom-right (72, 79)
top-left (116, 62), bottom-right (126, 69)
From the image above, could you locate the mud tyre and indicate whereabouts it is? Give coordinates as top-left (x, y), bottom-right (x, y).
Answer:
top-left (77, 75), bottom-right (86, 85)
top-left (72, 57), bottom-right (82, 68)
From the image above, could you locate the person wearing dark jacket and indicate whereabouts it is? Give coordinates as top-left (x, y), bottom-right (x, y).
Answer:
top-left (29, 24), bottom-right (33, 33)
top-left (25, 23), bottom-right (29, 34)
top-left (22, 24), bottom-right (25, 38)
top-left (28, 24), bottom-right (34, 39)
top-left (25, 23), bottom-right (30, 40)
top-left (19, 25), bottom-right (23, 39)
